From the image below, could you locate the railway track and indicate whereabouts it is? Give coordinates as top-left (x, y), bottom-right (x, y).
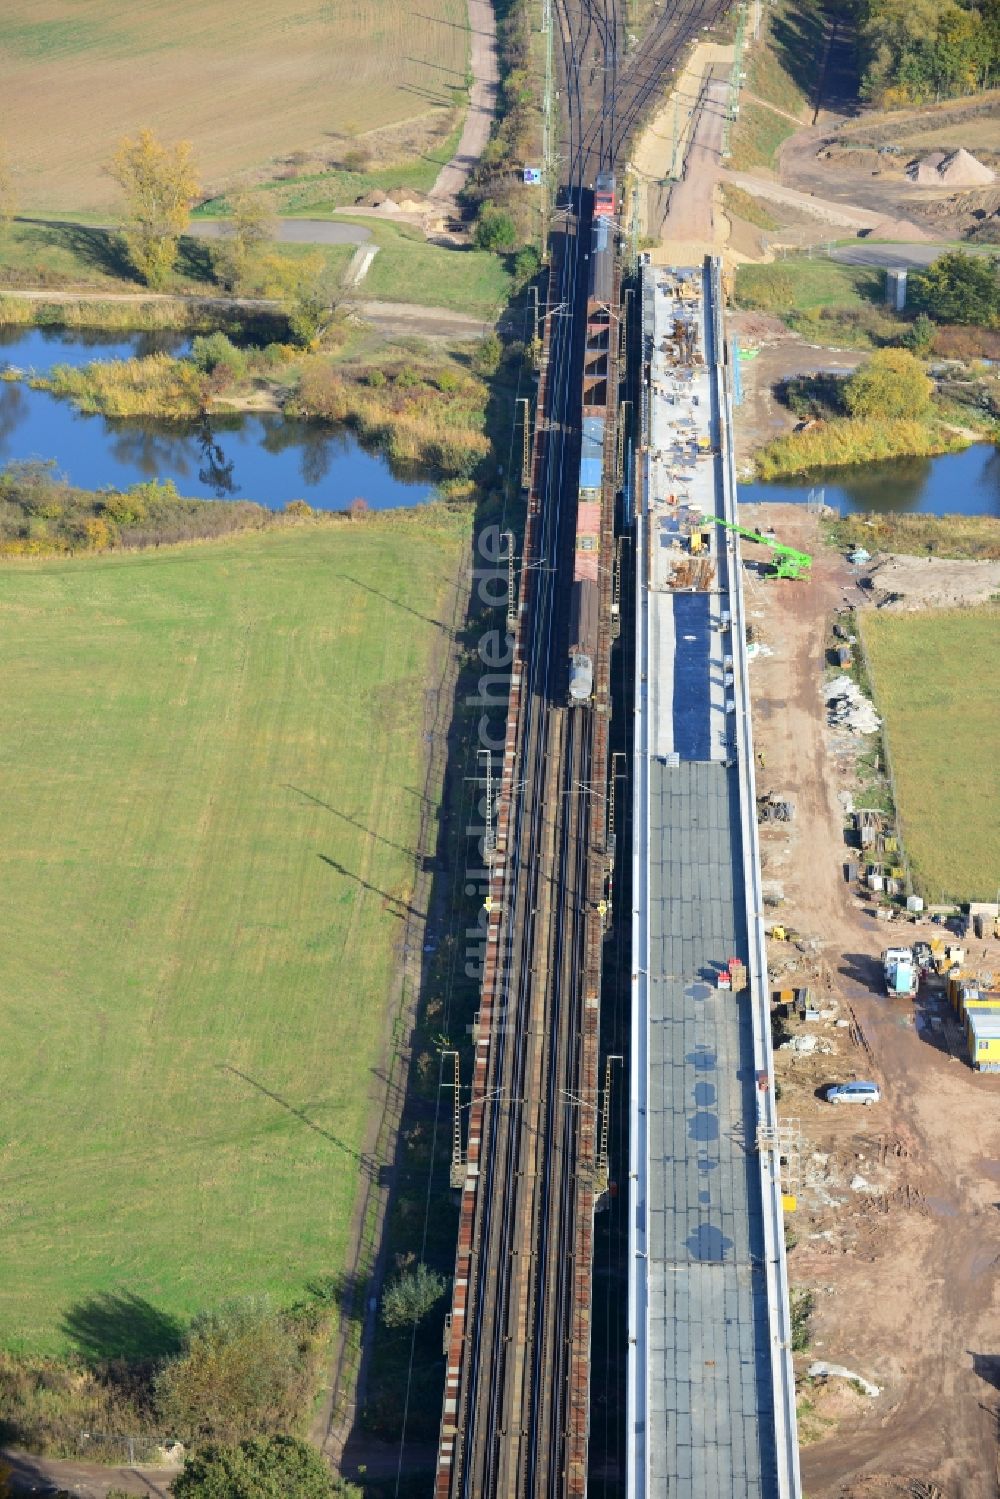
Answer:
top-left (435, 4), bottom-right (736, 1496)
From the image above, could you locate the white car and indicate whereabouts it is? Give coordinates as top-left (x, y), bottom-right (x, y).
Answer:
top-left (826, 1080), bottom-right (880, 1106)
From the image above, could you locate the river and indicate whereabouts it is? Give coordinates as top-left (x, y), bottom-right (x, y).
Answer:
top-left (0, 328), bottom-right (436, 510)
top-left (739, 442), bottom-right (1000, 517)
top-left (3, 328), bottom-right (998, 517)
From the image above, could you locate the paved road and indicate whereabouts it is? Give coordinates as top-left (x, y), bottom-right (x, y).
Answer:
top-left (829, 242), bottom-right (993, 268)
top-left (188, 218), bottom-right (370, 245)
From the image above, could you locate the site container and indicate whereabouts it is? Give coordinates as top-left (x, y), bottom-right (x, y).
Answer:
top-left (966, 1010), bottom-right (1000, 1071)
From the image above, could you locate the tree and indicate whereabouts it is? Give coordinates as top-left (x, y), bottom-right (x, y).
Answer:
top-left (171, 1435), bottom-right (361, 1499)
top-left (910, 251), bottom-right (1000, 326)
top-left (380, 1259), bottom-right (446, 1330)
top-left (109, 129), bottom-right (200, 289)
top-left (843, 348), bottom-right (933, 420)
top-left (259, 250), bottom-right (337, 346)
top-left (0, 139), bottom-right (16, 231)
top-left (474, 201), bottom-right (517, 252)
top-left (215, 191), bottom-right (277, 293)
top-left (857, 0), bottom-right (998, 102)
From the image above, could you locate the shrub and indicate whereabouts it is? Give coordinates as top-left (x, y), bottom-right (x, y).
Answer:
top-left (155, 1298), bottom-right (322, 1446)
top-left (843, 349), bottom-right (932, 421)
top-left (514, 244), bottom-right (542, 282)
top-left (472, 331), bottom-right (502, 376)
top-left (172, 1435), bottom-right (358, 1499)
top-left (340, 147), bottom-right (371, 174)
top-left (790, 1289), bottom-right (814, 1353)
top-left (475, 202), bottom-right (518, 252)
top-left (190, 332), bottom-right (249, 381)
top-left (101, 490), bottom-right (149, 526)
top-left (903, 313), bottom-right (935, 357)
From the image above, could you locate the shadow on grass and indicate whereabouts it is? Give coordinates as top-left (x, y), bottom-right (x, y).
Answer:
top-left (18, 218), bottom-right (138, 283)
top-left (17, 219), bottom-right (220, 289)
top-left (61, 1291), bottom-right (186, 1363)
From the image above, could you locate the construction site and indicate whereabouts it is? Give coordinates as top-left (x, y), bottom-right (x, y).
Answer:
top-left (731, 500), bottom-right (1000, 1499)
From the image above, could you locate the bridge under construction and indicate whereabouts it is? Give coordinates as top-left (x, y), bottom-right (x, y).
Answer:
top-left (430, 3), bottom-right (802, 1495)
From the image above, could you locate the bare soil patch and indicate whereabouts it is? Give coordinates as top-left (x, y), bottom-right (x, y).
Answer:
top-left (865, 553), bottom-right (1000, 612)
top-left (779, 93), bottom-right (1000, 243)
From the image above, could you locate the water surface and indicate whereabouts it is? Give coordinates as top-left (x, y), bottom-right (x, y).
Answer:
top-left (0, 328), bottom-right (436, 510)
top-left (739, 443), bottom-right (1000, 518)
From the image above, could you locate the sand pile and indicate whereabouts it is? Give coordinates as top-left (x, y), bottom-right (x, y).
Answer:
top-left (865, 216), bottom-right (931, 241)
top-left (939, 148), bottom-right (995, 185)
top-left (907, 148), bottom-right (995, 187)
top-left (908, 150), bottom-right (946, 184)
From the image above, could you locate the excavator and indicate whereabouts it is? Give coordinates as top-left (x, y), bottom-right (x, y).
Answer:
top-left (711, 515), bottom-right (812, 580)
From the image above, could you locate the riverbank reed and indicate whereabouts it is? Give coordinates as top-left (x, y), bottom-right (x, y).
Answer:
top-left (39, 355), bottom-right (207, 418)
top-left (0, 295), bottom-right (286, 338)
top-left (754, 417), bottom-right (972, 480)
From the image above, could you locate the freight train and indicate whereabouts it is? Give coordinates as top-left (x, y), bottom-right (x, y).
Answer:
top-left (569, 173), bottom-right (617, 705)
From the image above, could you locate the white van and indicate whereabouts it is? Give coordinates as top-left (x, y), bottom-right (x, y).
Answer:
top-left (826, 1080), bottom-right (880, 1106)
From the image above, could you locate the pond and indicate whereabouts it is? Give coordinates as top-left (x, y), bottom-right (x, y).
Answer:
top-left (0, 328), bottom-right (437, 510)
top-left (739, 442), bottom-right (1000, 518)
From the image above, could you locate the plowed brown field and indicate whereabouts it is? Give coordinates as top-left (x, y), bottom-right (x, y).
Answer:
top-left (0, 0), bottom-right (470, 212)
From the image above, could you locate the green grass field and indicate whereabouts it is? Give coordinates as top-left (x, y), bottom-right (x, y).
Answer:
top-left (860, 605), bottom-right (1000, 902)
top-left (0, 217), bottom-right (506, 320)
top-left (734, 258), bottom-right (884, 316)
top-left (352, 222), bottom-right (512, 319)
top-left (0, 220), bottom-right (355, 300)
top-left (0, 514), bottom-right (468, 1354)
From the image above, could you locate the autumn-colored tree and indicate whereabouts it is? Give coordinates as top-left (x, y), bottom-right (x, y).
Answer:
top-left (259, 250), bottom-right (337, 346)
top-left (215, 191), bottom-right (278, 293)
top-left (155, 1298), bottom-right (315, 1445)
top-left (843, 349), bottom-right (933, 421)
top-left (109, 129), bottom-right (200, 289)
top-left (0, 139), bottom-right (16, 230)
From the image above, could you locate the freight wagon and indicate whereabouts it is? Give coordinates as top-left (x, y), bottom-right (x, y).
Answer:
top-left (568, 178), bottom-right (617, 705)
top-left (569, 416), bottom-right (603, 703)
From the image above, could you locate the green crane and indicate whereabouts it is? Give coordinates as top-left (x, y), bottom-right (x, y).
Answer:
top-left (711, 515), bottom-right (812, 580)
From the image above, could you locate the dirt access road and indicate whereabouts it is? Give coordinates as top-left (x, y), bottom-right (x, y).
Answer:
top-left (2, 1446), bottom-right (176, 1497)
top-left (743, 505), bottom-right (1000, 1498)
